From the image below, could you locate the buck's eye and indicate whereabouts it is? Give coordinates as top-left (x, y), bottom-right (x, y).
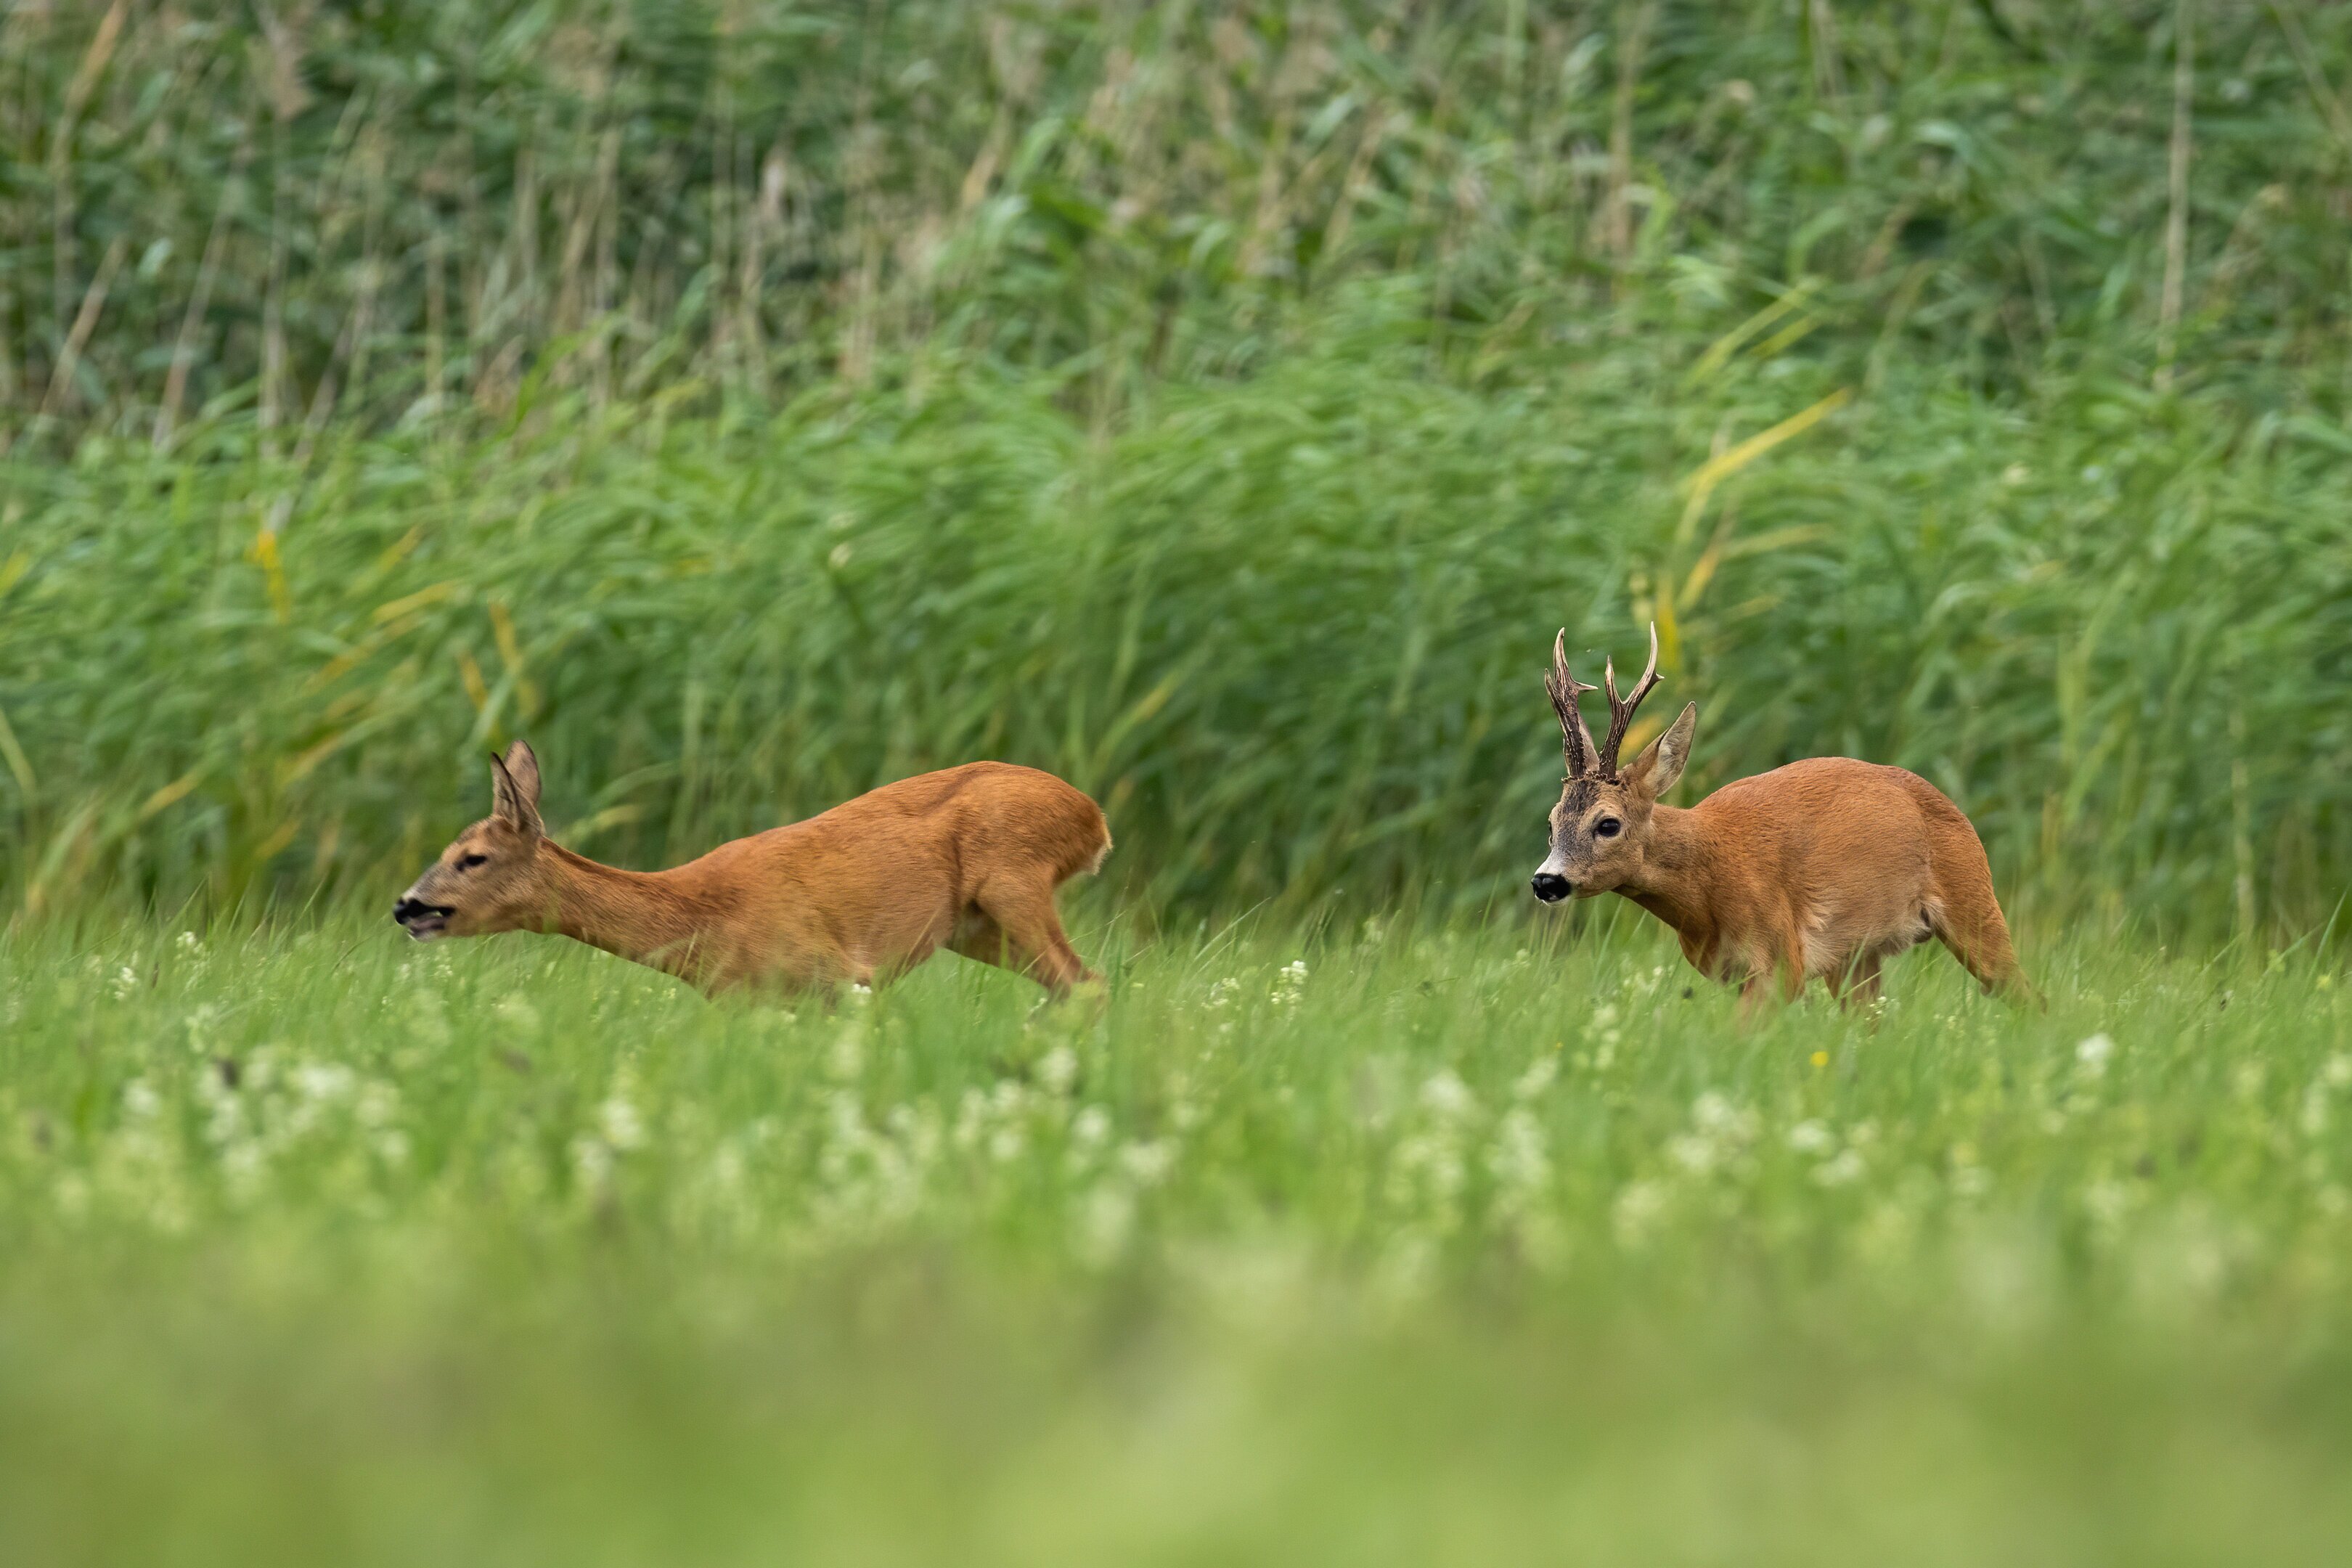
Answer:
top-left (458, 853), bottom-right (489, 870)
top-left (1593, 817), bottom-right (1622, 838)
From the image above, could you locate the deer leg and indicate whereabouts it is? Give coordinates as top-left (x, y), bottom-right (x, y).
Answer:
top-left (1829, 952), bottom-right (1884, 1014)
top-left (1929, 895), bottom-right (2040, 1009)
top-left (1921, 812), bottom-right (2044, 1009)
top-left (966, 879), bottom-right (1095, 997)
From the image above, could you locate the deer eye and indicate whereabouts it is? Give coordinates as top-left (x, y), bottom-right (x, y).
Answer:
top-left (1593, 817), bottom-right (1622, 838)
top-left (458, 853), bottom-right (489, 870)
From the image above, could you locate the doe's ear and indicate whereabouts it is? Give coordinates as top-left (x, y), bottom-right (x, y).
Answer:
top-left (1622, 702), bottom-right (1699, 801)
top-left (489, 740), bottom-right (544, 838)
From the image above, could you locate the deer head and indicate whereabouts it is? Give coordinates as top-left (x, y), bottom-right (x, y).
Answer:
top-left (393, 740), bottom-right (557, 939)
top-left (1530, 624), bottom-right (1699, 903)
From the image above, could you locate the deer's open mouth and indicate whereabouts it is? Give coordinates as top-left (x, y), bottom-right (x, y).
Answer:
top-left (393, 898), bottom-right (455, 940)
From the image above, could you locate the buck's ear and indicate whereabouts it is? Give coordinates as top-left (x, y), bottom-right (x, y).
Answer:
top-left (489, 740), bottom-right (544, 838)
top-left (1623, 702), bottom-right (1698, 801)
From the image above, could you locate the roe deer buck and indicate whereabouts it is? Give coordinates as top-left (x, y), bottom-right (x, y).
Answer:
top-left (394, 742), bottom-right (1111, 997)
top-left (1530, 626), bottom-right (2033, 1011)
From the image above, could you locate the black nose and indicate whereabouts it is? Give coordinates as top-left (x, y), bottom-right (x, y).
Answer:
top-left (393, 897), bottom-right (424, 925)
top-left (1530, 873), bottom-right (1572, 904)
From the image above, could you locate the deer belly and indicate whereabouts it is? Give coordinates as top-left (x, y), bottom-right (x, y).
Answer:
top-left (1800, 888), bottom-right (1933, 975)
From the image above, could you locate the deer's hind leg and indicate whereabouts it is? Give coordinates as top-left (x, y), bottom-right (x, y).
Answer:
top-left (1926, 886), bottom-right (2041, 1010)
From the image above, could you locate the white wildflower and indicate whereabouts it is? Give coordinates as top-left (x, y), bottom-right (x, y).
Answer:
top-left (121, 1079), bottom-right (161, 1120)
top-left (1489, 1107), bottom-right (1551, 1193)
top-left (1037, 1045), bottom-right (1079, 1097)
top-left (1813, 1149), bottom-right (1868, 1188)
top-left (293, 1062), bottom-right (357, 1106)
top-left (1418, 1070), bottom-right (1477, 1121)
top-left (1612, 1180), bottom-right (1669, 1245)
top-left (110, 965), bottom-right (139, 1001)
top-left (1119, 1139), bottom-right (1177, 1187)
top-left (599, 1094), bottom-right (645, 1151)
top-left (2075, 1032), bottom-right (2115, 1074)
top-left (1511, 1055), bottom-right (1558, 1102)
top-left (1071, 1105), bottom-right (1112, 1151)
top-left (1206, 977), bottom-right (1241, 1010)
top-left (1787, 1119), bottom-right (1835, 1155)
top-left (1270, 960), bottom-right (1308, 1006)
top-left (1691, 1092), bottom-right (1750, 1138)
top-left (355, 1081), bottom-right (400, 1130)
top-left (182, 1002), bottom-right (224, 1055)
top-left (571, 1135), bottom-right (614, 1188)
top-left (1667, 1135), bottom-right (1718, 1175)
top-left (827, 1024), bottom-right (866, 1081)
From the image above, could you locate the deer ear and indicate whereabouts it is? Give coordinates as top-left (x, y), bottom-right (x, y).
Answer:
top-left (489, 740), bottom-right (544, 838)
top-left (1623, 703), bottom-right (1698, 801)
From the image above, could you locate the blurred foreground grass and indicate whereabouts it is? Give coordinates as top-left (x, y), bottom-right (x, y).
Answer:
top-left (4, 912), bottom-right (2349, 1564)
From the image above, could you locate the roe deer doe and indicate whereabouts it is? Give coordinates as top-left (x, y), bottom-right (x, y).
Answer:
top-left (394, 742), bottom-right (1110, 997)
top-left (1530, 626), bottom-right (2034, 1011)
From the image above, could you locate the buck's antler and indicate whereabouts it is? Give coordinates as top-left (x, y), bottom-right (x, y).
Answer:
top-left (1545, 629), bottom-right (1602, 779)
top-left (1596, 622), bottom-right (1662, 777)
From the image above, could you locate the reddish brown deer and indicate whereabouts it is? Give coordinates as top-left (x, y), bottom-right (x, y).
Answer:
top-left (394, 742), bottom-right (1110, 997)
top-left (1530, 626), bottom-right (2033, 1011)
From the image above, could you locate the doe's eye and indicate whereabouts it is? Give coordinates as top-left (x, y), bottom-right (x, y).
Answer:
top-left (1593, 817), bottom-right (1622, 839)
top-left (458, 853), bottom-right (489, 870)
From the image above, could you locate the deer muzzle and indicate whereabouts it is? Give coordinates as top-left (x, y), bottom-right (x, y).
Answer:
top-left (393, 895), bottom-right (455, 939)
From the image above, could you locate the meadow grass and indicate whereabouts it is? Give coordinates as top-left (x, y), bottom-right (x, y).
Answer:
top-left (4, 908), bottom-right (2350, 1564)
top-left (7, 7), bottom-right (2351, 1556)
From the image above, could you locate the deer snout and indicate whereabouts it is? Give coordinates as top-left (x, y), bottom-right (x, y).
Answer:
top-left (393, 894), bottom-right (454, 937)
top-left (1530, 873), bottom-right (1572, 903)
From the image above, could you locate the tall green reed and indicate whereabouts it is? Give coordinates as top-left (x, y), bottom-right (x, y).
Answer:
top-left (5, 294), bottom-right (2347, 934)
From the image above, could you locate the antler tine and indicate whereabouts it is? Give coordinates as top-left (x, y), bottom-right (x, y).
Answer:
top-left (1598, 621), bottom-right (1663, 776)
top-left (1545, 628), bottom-right (1603, 778)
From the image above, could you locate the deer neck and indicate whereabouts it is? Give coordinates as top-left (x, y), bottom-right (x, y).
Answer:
top-left (1622, 804), bottom-right (1718, 941)
top-left (537, 843), bottom-right (718, 981)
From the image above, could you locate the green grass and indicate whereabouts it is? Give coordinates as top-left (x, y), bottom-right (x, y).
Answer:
top-left (6, 5), bottom-right (2350, 1555)
top-left (5, 911), bottom-right (2350, 1564)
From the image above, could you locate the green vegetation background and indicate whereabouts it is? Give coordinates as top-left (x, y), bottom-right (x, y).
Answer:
top-left (8, 9), bottom-right (2352, 1561)
top-left (0, 0), bottom-right (2343, 931)
top-left (4, 2), bottom-right (2350, 929)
